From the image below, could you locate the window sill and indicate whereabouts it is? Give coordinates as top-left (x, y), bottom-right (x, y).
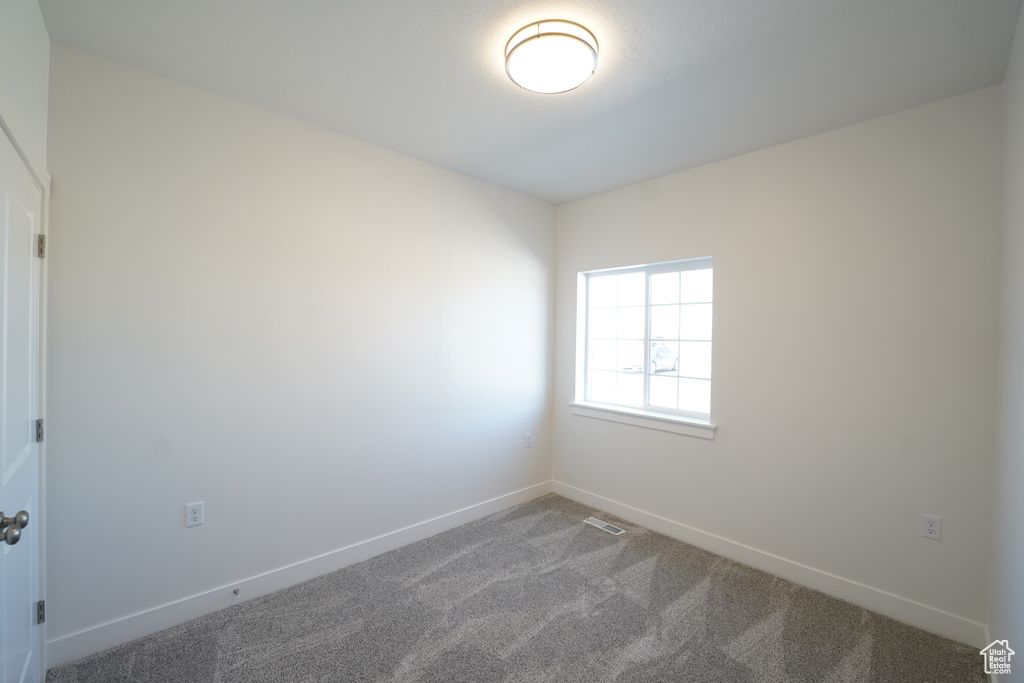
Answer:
top-left (569, 402), bottom-right (717, 440)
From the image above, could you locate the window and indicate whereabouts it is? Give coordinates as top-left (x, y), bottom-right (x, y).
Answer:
top-left (572, 257), bottom-right (715, 438)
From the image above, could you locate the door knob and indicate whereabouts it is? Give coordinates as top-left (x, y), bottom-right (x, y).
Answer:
top-left (1, 510), bottom-right (29, 529)
top-left (0, 510), bottom-right (29, 546)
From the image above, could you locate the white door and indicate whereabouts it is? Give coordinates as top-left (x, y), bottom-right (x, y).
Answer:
top-left (0, 128), bottom-right (44, 683)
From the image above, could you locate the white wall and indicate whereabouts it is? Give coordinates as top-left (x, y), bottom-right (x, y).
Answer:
top-left (0, 0), bottom-right (49, 184)
top-left (991, 9), bottom-right (1024, 679)
top-left (554, 87), bottom-right (1002, 646)
top-left (45, 43), bottom-right (554, 664)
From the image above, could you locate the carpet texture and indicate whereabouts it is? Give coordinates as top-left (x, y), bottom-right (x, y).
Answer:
top-left (46, 494), bottom-right (987, 682)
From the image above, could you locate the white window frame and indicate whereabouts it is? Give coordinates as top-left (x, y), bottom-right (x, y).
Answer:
top-left (571, 257), bottom-right (717, 440)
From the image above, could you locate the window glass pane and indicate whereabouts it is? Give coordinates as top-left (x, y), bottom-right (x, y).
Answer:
top-left (678, 378), bottom-right (711, 415)
top-left (649, 375), bottom-right (678, 409)
top-left (589, 275), bottom-right (617, 308)
top-left (679, 303), bottom-right (713, 340)
top-left (680, 268), bottom-right (713, 303)
top-left (588, 370), bottom-right (616, 404)
top-left (618, 306), bottom-right (645, 339)
top-left (650, 272), bottom-right (680, 305)
top-left (650, 304), bottom-right (679, 341)
top-left (677, 341), bottom-right (712, 378)
top-left (589, 308), bottom-right (616, 339)
top-left (616, 371), bottom-right (643, 407)
top-left (618, 272), bottom-right (645, 307)
top-left (619, 340), bottom-right (644, 371)
top-left (589, 340), bottom-right (617, 371)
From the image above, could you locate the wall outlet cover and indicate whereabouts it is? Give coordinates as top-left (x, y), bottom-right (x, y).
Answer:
top-left (921, 513), bottom-right (941, 540)
top-left (185, 502), bottom-right (204, 528)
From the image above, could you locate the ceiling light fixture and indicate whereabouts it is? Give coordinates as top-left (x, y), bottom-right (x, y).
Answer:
top-left (505, 20), bottom-right (598, 94)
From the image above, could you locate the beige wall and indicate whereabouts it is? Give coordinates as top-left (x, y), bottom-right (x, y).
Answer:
top-left (554, 86), bottom-right (1002, 645)
top-left (0, 0), bottom-right (49, 183)
top-left (45, 43), bottom-right (555, 664)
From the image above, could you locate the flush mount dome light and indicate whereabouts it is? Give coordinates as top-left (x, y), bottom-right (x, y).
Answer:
top-left (505, 20), bottom-right (598, 94)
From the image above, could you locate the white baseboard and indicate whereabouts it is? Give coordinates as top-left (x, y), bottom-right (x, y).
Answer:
top-left (983, 625), bottom-right (993, 683)
top-left (47, 481), bottom-right (553, 669)
top-left (552, 481), bottom-right (988, 648)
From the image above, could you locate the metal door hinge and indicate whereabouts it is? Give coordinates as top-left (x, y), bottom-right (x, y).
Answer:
top-left (35, 419), bottom-right (44, 443)
top-left (37, 234), bottom-right (46, 258)
top-left (36, 600), bottom-right (45, 624)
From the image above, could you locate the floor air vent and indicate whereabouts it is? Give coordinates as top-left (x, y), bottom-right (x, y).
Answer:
top-left (584, 517), bottom-right (626, 535)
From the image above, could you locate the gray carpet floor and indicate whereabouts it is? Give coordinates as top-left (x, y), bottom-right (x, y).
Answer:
top-left (46, 494), bottom-right (987, 682)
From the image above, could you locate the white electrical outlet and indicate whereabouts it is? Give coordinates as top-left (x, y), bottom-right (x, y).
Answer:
top-left (525, 433), bottom-right (533, 448)
top-left (921, 513), bottom-right (941, 540)
top-left (185, 502), bottom-right (204, 528)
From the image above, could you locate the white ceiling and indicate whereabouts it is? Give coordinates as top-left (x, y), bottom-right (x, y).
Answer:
top-left (38, 0), bottom-right (1023, 204)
